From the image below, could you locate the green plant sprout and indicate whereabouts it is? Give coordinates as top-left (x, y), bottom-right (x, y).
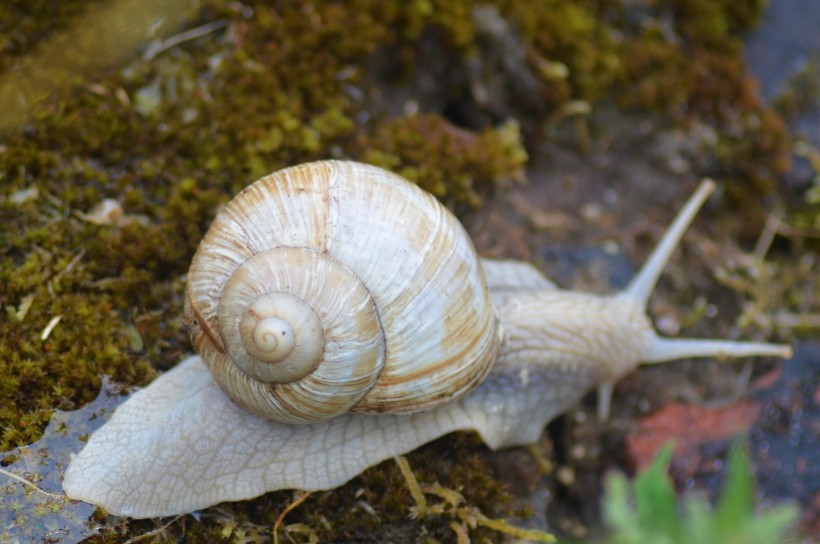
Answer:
top-left (602, 444), bottom-right (799, 544)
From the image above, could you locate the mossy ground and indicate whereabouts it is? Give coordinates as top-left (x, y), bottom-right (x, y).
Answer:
top-left (0, 0), bottom-right (812, 541)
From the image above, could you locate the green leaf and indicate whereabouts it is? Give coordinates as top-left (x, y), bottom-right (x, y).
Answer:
top-left (742, 503), bottom-right (800, 543)
top-left (713, 445), bottom-right (754, 536)
top-left (602, 441), bottom-right (801, 544)
top-left (603, 471), bottom-right (649, 544)
top-left (633, 444), bottom-right (683, 542)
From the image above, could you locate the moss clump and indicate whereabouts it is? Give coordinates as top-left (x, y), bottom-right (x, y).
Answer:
top-left (357, 114), bottom-right (527, 206)
top-left (497, 0), bottom-right (622, 106)
top-left (0, 191), bottom-right (201, 449)
top-left (615, 0), bottom-right (789, 198)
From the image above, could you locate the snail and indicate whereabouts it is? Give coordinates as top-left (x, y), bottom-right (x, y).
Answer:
top-left (62, 160), bottom-right (791, 518)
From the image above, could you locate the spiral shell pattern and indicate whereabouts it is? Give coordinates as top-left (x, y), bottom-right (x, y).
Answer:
top-left (185, 161), bottom-right (499, 424)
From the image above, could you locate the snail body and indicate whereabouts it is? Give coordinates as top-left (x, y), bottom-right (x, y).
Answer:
top-left (63, 161), bottom-right (792, 517)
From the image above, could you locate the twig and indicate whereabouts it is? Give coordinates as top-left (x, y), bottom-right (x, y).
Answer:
top-left (144, 19), bottom-right (229, 60)
top-left (123, 515), bottom-right (184, 544)
top-left (273, 490), bottom-right (313, 544)
top-left (0, 466), bottom-right (63, 499)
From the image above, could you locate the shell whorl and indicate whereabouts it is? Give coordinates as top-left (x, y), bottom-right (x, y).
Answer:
top-left (240, 304), bottom-right (297, 367)
top-left (184, 160), bottom-right (499, 424)
top-left (236, 293), bottom-right (315, 379)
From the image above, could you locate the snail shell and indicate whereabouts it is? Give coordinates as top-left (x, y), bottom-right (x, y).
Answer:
top-left (184, 161), bottom-right (500, 424)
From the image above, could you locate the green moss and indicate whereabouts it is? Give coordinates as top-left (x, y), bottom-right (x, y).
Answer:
top-left (616, 6), bottom-right (790, 199)
top-left (356, 114), bottom-right (527, 206)
top-left (668, 0), bottom-right (767, 44)
top-left (428, 0), bottom-right (476, 50)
